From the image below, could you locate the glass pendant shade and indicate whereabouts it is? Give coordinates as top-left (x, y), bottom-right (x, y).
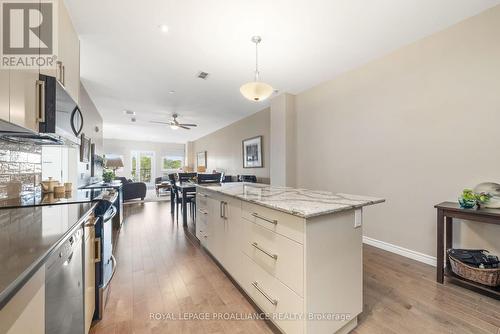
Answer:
top-left (240, 36), bottom-right (273, 102)
top-left (240, 81), bottom-right (273, 102)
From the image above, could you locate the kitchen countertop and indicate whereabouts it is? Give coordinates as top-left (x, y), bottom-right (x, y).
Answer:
top-left (0, 202), bottom-right (96, 309)
top-left (197, 182), bottom-right (385, 218)
top-left (80, 181), bottom-right (122, 190)
top-left (0, 189), bottom-right (105, 209)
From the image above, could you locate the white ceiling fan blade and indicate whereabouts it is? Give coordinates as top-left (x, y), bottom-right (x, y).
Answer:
top-left (179, 125), bottom-right (191, 130)
top-left (178, 123), bottom-right (197, 127)
top-left (150, 121), bottom-right (170, 124)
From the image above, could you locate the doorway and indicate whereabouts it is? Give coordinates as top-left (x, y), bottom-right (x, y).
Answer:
top-left (131, 151), bottom-right (155, 187)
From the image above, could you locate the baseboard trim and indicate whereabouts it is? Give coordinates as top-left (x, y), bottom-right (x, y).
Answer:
top-left (363, 236), bottom-right (437, 267)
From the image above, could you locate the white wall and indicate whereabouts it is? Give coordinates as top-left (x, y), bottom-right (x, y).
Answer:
top-left (191, 108), bottom-right (270, 183)
top-left (294, 6), bottom-right (500, 257)
top-left (103, 139), bottom-right (185, 180)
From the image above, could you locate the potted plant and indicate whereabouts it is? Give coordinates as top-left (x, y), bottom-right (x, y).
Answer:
top-left (102, 170), bottom-right (115, 184)
top-left (459, 189), bottom-right (477, 209)
top-left (458, 189), bottom-right (492, 209)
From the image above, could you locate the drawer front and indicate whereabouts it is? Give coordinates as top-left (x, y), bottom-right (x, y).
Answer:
top-left (242, 220), bottom-right (304, 296)
top-left (196, 206), bottom-right (209, 224)
top-left (196, 191), bottom-right (209, 210)
top-left (240, 254), bottom-right (304, 334)
top-left (196, 217), bottom-right (208, 242)
top-left (242, 201), bottom-right (305, 244)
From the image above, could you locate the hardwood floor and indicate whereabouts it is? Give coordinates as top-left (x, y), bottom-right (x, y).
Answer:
top-left (90, 202), bottom-right (500, 334)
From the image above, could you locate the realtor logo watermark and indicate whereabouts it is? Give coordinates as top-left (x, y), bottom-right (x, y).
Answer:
top-left (0, 0), bottom-right (57, 69)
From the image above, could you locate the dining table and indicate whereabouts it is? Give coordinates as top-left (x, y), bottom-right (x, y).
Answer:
top-left (172, 181), bottom-right (197, 226)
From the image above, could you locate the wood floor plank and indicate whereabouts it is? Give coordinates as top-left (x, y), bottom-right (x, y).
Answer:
top-left (89, 201), bottom-right (500, 334)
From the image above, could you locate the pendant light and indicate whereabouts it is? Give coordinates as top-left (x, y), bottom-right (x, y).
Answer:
top-left (240, 36), bottom-right (273, 102)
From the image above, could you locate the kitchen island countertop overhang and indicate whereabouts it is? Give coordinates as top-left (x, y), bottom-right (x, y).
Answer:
top-left (195, 182), bottom-right (385, 218)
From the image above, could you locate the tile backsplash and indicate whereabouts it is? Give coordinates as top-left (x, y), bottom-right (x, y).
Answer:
top-left (0, 140), bottom-right (42, 200)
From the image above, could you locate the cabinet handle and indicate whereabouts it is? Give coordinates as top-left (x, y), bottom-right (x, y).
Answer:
top-left (56, 61), bottom-right (63, 85)
top-left (94, 238), bottom-right (101, 263)
top-left (251, 242), bottom-right (278, 260)
top-left (35, 80), bottom-right (45, 122)
top-left (61, 65), bottom-right (65, 86)
top-left (197, 209), bottom-right (208, 215)
top-left (251, 213), bottom-right (277, 225)
top-left (220, 202), bottom-right (223, 218)
top-left (252, 282), bottom-right (278, 306)
top-left (222, 202), bottom-right (228, 219)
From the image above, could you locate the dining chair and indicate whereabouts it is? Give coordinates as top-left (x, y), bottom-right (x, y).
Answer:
top-left (168, 173), bottom-right (195, 223)
top-left (177, 172), bottom-right (197, 183)
top-left (237, 175), bottom-right (257, 183)
top-left (197, 173), bottom-right (222, 184)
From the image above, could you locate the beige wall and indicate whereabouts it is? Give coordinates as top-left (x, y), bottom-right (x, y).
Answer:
top-left (103, 139), bottom-right (185, 181)
top-left (191, 108), bottom-right (270, 183)
top-left (295, 6), bottom-right (500, 257)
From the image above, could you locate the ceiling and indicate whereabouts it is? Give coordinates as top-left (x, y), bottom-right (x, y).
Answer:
top-left (65, 0), bottom-right (499, 143)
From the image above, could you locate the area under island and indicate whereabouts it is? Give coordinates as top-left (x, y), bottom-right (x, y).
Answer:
top-left (194, 182), bottom-right (385, 334)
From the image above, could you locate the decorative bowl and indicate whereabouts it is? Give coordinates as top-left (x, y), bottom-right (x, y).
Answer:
top-left (458, 198), bottom-right (476, 209)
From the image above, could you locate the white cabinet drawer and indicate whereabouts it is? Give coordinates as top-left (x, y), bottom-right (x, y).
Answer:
top-left (240, 254), bottom-right (304, 334)
top-left (242, 220), bottom-right (304, 296)
top-left (242, 201), bottom-right (304, 244)
top-left (196, 220), bottom-right (208, 246)
top-left (196, 191), bottom-right (210, 210)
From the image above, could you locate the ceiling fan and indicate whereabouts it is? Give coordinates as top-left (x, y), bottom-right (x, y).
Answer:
top-left (150, 113), bottom-right (198, 130)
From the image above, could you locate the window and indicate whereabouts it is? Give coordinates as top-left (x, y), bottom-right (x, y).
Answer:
top-left (162, 156), bottom-right (183, 171)
top-left (131, 151), bottom-right (155, 185)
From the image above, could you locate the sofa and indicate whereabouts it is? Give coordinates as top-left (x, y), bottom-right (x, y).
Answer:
top-left (114, 177), bottom-right (147, 201)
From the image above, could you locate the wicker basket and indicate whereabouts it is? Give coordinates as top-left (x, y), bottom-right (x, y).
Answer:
top-left (448, 251), bottom-right (500, 287)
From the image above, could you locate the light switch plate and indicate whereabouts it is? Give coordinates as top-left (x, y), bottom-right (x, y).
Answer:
top-left (354, 208), bottom-right (363, 228)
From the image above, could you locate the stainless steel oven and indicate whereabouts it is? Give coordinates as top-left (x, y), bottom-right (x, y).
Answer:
top-left (93, 198), bottom-right (117, 319)
top-left (45, 228), bottom-right (84, 334)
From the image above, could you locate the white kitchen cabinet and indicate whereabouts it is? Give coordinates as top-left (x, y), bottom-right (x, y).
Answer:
top-left (9, 70), bottom-right (40, 132)
top-left (2, 0), bottom-right (80, 132)
top-left (0, 266), bottom-right (45, 334)
top-left (206, 193), bottom-right (226, 264)
top-left (0, 70), bottom-right (9, 122)
top-left (197, 186), bottom-right (368, 334)
top-left (56, 0), bottom-right (81, 103)
top-left (221, 196), bottom-right (243, 280)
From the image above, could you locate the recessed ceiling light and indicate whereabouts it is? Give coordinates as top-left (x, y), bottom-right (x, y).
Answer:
top-left (159, 24), bottom-right (169, 33)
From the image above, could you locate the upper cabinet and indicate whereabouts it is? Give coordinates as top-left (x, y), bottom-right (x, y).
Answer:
top-left (0, 70), bottom-right (9, 122)
top-left (41, 0), bottom-right (80, 103)
top-left (9, 69), bottom-right (40, 132)
top-left (1, 0), bottom-right (80, 131)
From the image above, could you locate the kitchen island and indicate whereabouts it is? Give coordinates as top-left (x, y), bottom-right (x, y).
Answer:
top-left (195, 182), bottom-right (384, 334)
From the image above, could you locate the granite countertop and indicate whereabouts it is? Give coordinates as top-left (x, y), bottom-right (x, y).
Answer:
top-left (0, 189), bottom-right (105, 209)
top-left (80, 181), bottom-right (122, 190)
top-left (0, 202), bottom-right (96, 309)
top-left (197, 182), bottom-right (385, 218)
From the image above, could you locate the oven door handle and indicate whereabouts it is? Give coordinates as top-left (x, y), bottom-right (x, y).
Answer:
top-left (103, 205), bottom-right (117, 222)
